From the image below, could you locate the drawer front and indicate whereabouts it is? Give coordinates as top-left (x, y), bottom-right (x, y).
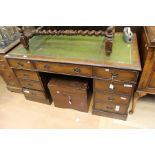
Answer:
top-left (19, 79), bottom-right (44, 91)
top-left (8, 59), bottom-right (34, 69)
top-left (23, 89), bottom-right (47, 100)
top-left (35, 61), bottom-right (92, 77)
top-left (94, 101), bottom-right (128, 114)
top-left (94, 79), bottom-right (134, 95)
top-left (95, 92), bottom-right (130, 105)
top-left (93, 67), bottom-right (137, 82)
top-left (14, 70), bottom-right (40, 81)
top-left (50, 89), bottom-right (88, 112)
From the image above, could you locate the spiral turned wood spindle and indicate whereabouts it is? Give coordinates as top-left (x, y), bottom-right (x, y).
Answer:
top-left (104, 26), bottom-right (115, 55)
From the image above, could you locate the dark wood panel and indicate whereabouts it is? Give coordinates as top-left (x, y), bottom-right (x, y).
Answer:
top-left (93, 67), bottom-right (138, 82)
top-left (92, 107), bottom-right (127, 120)
top-left (94, 101), bottom-right (128, 114)
top-left (8, 59), bottom-right (34, 69)
top-left (94, 79), bottom-right (134, 95)
top-left (19, 79), bottom-right (44, 91)
top-left (95, 92), bottom-right (130, 105)
top-left (14, 69), bottom-right (40, 81)
top-left (35, 61), bottom-right (92, 77)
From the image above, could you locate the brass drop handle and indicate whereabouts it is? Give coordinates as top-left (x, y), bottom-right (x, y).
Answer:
top-left (108, 97), bottom-right (114, 102)
top-left (68, 96), bottom-right (72, 104)
top-left (17, 62), bottom-right (24, 67)
top-left (27, 83), bottom-right (33, 87)
top-left (111, 72), bottom-right (119, 78)
top-left (73, 67), bottom-right (80, 73)
top-left (106, 106), bottom-right (113, 110)
top-left (31, 92), bottom-right (36, 96)
top-left (23, 74), bottom-right (28, 77)
top-left (44, 64), bottom-right (50, 69)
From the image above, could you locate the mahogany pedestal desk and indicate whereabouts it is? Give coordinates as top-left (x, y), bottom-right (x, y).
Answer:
top-left (5, 33), bottom-right (141, 120)
top-left (130, 26), bottom-right (155, 113)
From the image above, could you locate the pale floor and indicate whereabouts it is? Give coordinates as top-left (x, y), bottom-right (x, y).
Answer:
top-left (0, 76), bottom-right (155, 129)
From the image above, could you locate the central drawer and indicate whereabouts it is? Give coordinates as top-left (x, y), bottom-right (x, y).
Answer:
top-left (35, 61), bottom-right (92, 77)
top-left (14, 69), bottom-right (40, 81)
top-left (94, 79), bottom-right (134, 95)
top-left (8, 59), bottom-right (34, 69)
top-left (19, 79), bottom-right (44, 91)
top-left (93, 67), bottom-right (137, 82)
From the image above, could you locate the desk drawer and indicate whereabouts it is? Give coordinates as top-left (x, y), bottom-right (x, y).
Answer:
top-left (14, 69), bottom-right (40, 81)
top-left (35, 61), bottom-right (92, 77)
top-left (19, 79), bottom-right (44, 91)
top-left (23, 88), bottom-right (46, 100)
top-left (94, 79), bottom-right (134, 95)
top-left (94, 101), bottom-right (128, 114)
top-left (93, 67), bottom-right (137, 82)
top-left (8, 59), bottom-right (34, 69)
top-left (95, 92), bottom-right (130, 105)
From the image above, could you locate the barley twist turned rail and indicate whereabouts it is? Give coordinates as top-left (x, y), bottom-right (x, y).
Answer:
top-left (17, 26), bottom-right (115, 55)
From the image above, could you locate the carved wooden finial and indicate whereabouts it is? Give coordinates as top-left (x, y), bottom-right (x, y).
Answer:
top-left (104, 26), bottom-right (115, 55)
top-left (20, 33), bottom-right (29, 50)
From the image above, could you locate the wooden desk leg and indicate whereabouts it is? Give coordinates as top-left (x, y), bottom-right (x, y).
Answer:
top-left (129, 91), bottom-right (147, 114)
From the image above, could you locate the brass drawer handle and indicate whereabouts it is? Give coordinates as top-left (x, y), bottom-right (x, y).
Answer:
top-left (73, 67), bottom-right (80, 73)
top-left (44, 64), bottom-right (50, 69)
top-left (23, 74), bottom-right (29, 77)
top-left (108, 97), bottom-right (114, 102)
top-left (106, 106), bottom-right (113, 110)
top-left (17, 62), bottom-right (24, 67)
top-left (111, 72), bottom-right (119, 78)
top-left (27, 83), bottom-right (33, 87)
top-left (31, 92), bottom-right (36, 96)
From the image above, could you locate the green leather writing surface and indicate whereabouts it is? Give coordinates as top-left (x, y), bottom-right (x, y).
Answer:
top-left (10, 33), bottom-right (132, 64)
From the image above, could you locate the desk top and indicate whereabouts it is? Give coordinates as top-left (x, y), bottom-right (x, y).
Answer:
top-left (6, 33), bottom-right (141, 70)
